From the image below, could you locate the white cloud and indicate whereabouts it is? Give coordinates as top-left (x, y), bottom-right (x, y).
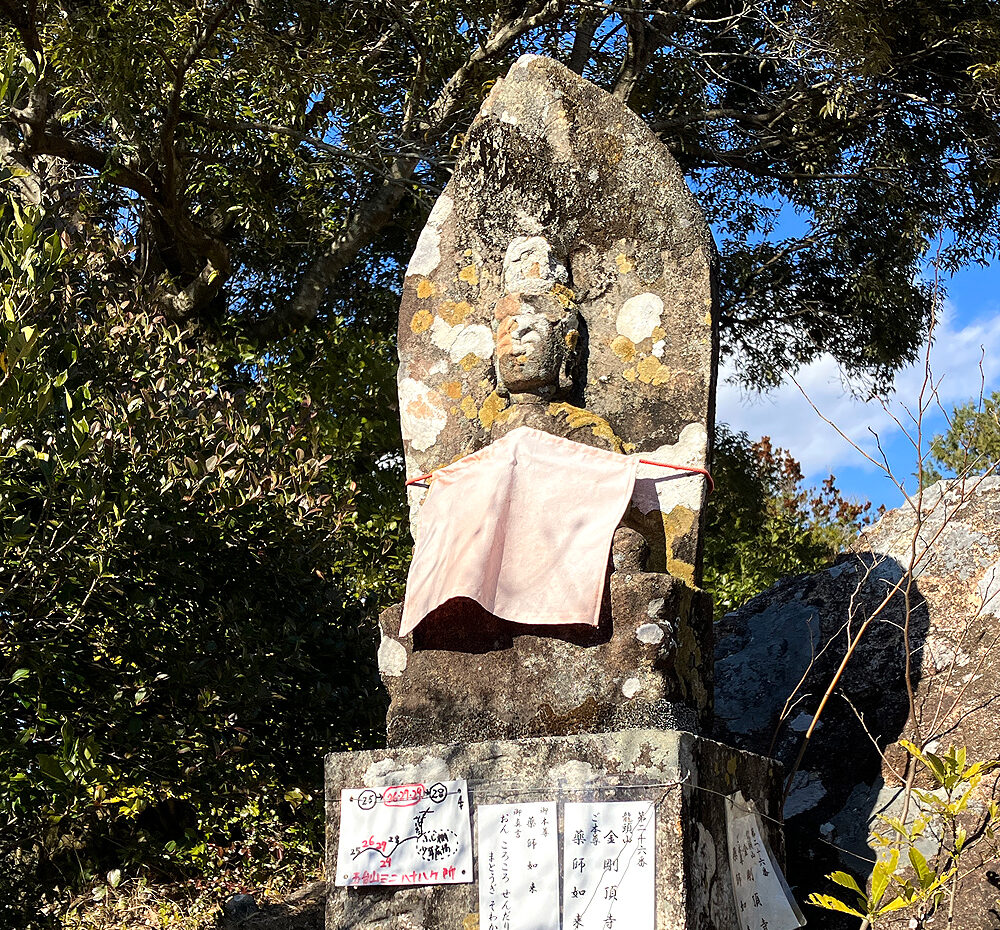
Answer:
top-left (717, 301), bottom-right (1000, 482)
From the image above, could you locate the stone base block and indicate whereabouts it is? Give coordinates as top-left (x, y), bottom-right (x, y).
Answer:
top-left (325, 729), bottom-right (782, 930)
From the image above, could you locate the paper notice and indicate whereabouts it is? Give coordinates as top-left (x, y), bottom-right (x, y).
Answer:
top-left (562, 801), bottom-right (655, 930)
top-left (726, 791), bottom-right (807, 929)
top-left (335, 779), bottom-right (473, 887)
top-left (478, 802), bottom-right (560, 930)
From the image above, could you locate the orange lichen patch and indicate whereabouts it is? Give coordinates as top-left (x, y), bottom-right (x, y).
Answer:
top-left (459, 352), bottom-right (480, 371)
top-left (416, 279), bottom-right (435, 299)
top-left (479, 391), bottom-right (508, 430)
top-left (667, 556), bottom-right (696, 587)
top-left (438, 300), bottom-right (472, 325)
top-left (460, 395), bottom-right (478, 420)
top-left (527, 261), bottom-right (541, 278)
top-left (611, 335), bottom-right (636, 362)
top-left (404, 392), bottom-right (442, 422)
top-left (703, 311), bottom-right (713, 327)
top-left (565, 330), bottom-right (579, 350)
top-left (623, 441), bottom-right (637, 453)
top-left (615, 253), bottom-right (635, 274)
top-left (637, 355), bottom-right (669, 385)
top-left (458, 263), bottom-right (479, 285)
top-left (442, 380), bottom-right (463, 399)
top-left (410, 309), bottom-right (434, 334)
top-left (463, 914), bottom-right (480, 930)
top-left (651, 326), bottom-right (666, 341)
top-left (622, 367), bottom-right (637, 383)
top-left (663, 505), bottom-right (697, 585)
top-left (494, 294), bottom-right (520, 321)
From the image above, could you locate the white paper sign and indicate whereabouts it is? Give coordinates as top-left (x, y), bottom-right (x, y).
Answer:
top-left (478, 803), bottom-right (560, 930)
top-left (335, 779), bottom-right (473, 887)
top-left (562, 801), bottom-right (655, 930)
top-left (726, 791), bottom-right (807, 929)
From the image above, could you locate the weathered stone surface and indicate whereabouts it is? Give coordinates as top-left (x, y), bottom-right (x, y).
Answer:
top-left (325, 730), bottom-right (781, 930)
top-left (398, 54), bottom-right (717, 581)
top-left (383, 55), bottom-right (720, 747)
top-left (714, 477), bottom-right (1000, 929)
top-left (379, 572), bottom-right (713, 747)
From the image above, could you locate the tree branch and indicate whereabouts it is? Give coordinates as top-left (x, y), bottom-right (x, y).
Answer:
top-left (0, 126), bottom-right (43, 204)
top-left (0, 0), bottom-right (42, 59)
top-left (161, 0), bottom-right (242, 208)
top-left (180, 110), bottom-right (423, 188)
top-left (269, 0), bottom-right (567, 335)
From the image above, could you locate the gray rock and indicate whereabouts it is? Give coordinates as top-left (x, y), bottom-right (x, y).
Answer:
top-left (714, 477), bottom-right (1000, 929)
top-left (222, 893), bottom-right (260, 922)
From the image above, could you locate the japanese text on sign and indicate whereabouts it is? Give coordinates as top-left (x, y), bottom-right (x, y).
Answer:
top-left (335, 779), bottom-right (473, 887)
top-left (725, 791), bottom-right (806, 930)
top-left (562, 801), bottom-right (655, 930)
top-left (478, 803), bottom-right (560, 930)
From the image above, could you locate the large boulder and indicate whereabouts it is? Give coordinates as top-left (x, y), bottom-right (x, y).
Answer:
top-left (714, 477), bottom-right (1000, 928)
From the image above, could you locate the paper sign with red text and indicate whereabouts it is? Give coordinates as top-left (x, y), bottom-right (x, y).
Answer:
top-left (335, 779), bottom-right (473, 887)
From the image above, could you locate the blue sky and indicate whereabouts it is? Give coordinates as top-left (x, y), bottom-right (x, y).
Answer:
top-left (716, 262), bottom-right (1000, 514)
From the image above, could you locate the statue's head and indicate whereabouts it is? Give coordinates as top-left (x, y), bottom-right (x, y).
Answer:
top-left (494, 236), bottom-right (580, 400)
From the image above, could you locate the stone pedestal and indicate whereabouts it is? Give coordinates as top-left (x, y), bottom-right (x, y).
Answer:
top-left (378, 568), bottom-right (714, 748)
top-left (325, 729), bottom-right (781, 930)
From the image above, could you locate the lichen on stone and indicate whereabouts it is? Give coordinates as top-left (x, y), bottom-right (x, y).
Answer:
top-left (636, 355), bottom-right (670, 385)
top-left (611, 334), bottom-right (636, 362)
top-left (478, 391), bottom-right (508, 430)
top-left (409, 309), bottom-right (434, 334)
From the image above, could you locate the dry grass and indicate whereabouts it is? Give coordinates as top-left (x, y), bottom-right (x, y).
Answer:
top-left (52, 867), bottom-right (324, 930)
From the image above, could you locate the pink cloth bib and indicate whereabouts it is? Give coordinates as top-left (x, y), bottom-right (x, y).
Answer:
top-left (399, 427), bottom-right (639, 636)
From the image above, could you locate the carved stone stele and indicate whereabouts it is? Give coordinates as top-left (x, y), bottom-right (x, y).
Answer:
top-left (379, 55), bottom-right (720, 745)
top-left (397, 54), bottom-right (718, 583)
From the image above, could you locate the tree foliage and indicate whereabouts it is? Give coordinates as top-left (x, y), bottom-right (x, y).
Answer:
top-left (1, 0), bottom-right (998, 386)
top-left (924, 390), bottom-right (1000, 484)
top-left (0, 197), bottom-right (404, 924)
top-left (2, 0), bottom-right (999, 921)
top-left (704, 427), bottom-right (872, 619)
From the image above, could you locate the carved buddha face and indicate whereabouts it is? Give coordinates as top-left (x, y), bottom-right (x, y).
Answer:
top-left (494, 237), bottom-right (580, 399)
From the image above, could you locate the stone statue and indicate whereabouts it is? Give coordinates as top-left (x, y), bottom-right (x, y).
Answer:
top-left (325, 58), bottom-right (787, 930)
top-left (381, 54), bottom-right (719, 747)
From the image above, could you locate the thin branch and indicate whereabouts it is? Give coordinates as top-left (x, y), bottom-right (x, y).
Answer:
top-left (161, 0), bottom-right (242, 207)
top-left (274, 0), bottom-right (567, 334)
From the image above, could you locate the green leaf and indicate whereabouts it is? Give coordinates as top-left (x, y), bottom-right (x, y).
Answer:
top-left (829, 870), bottom-right (865, 897)
top-left (870, 849), bottom-right (899, 908)
top-left (806, 893), bottom-right (866, 917)
top-left (908, 847), bottom-right (933, 888)
top-left (877, 895), bottom-right (912, 914)
top-left (36, 754), bottom-right (67, 783)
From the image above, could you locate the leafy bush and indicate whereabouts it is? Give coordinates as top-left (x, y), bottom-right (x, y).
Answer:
top-left (704, 427), bottom-right (873, 619)
top-left (0, 199), bottom-right (406, 925)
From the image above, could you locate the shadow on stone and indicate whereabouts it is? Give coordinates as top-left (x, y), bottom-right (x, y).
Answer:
top-left (413, 594), bottom-right (613, 653)
top-left (714, 551), bottom-right (930, 926)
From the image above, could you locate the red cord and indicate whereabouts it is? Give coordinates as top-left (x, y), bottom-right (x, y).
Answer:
top-left (638, 459), bottom-right (715, 494)
top-left (406, 459), bottom-right (714, 493)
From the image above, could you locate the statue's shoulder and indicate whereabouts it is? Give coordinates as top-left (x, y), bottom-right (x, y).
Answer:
top-left (490, 402), bottom-right (623, 453)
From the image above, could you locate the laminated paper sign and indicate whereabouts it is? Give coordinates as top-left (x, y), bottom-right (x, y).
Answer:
top-left (725, 791), bottom-right (806, 929)
top-left (335, 779), bottom-right (473, 887)
top-left (477, 802), bottom-right (560, 930)
top-left (562, 801), bottom-right (656, 930)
